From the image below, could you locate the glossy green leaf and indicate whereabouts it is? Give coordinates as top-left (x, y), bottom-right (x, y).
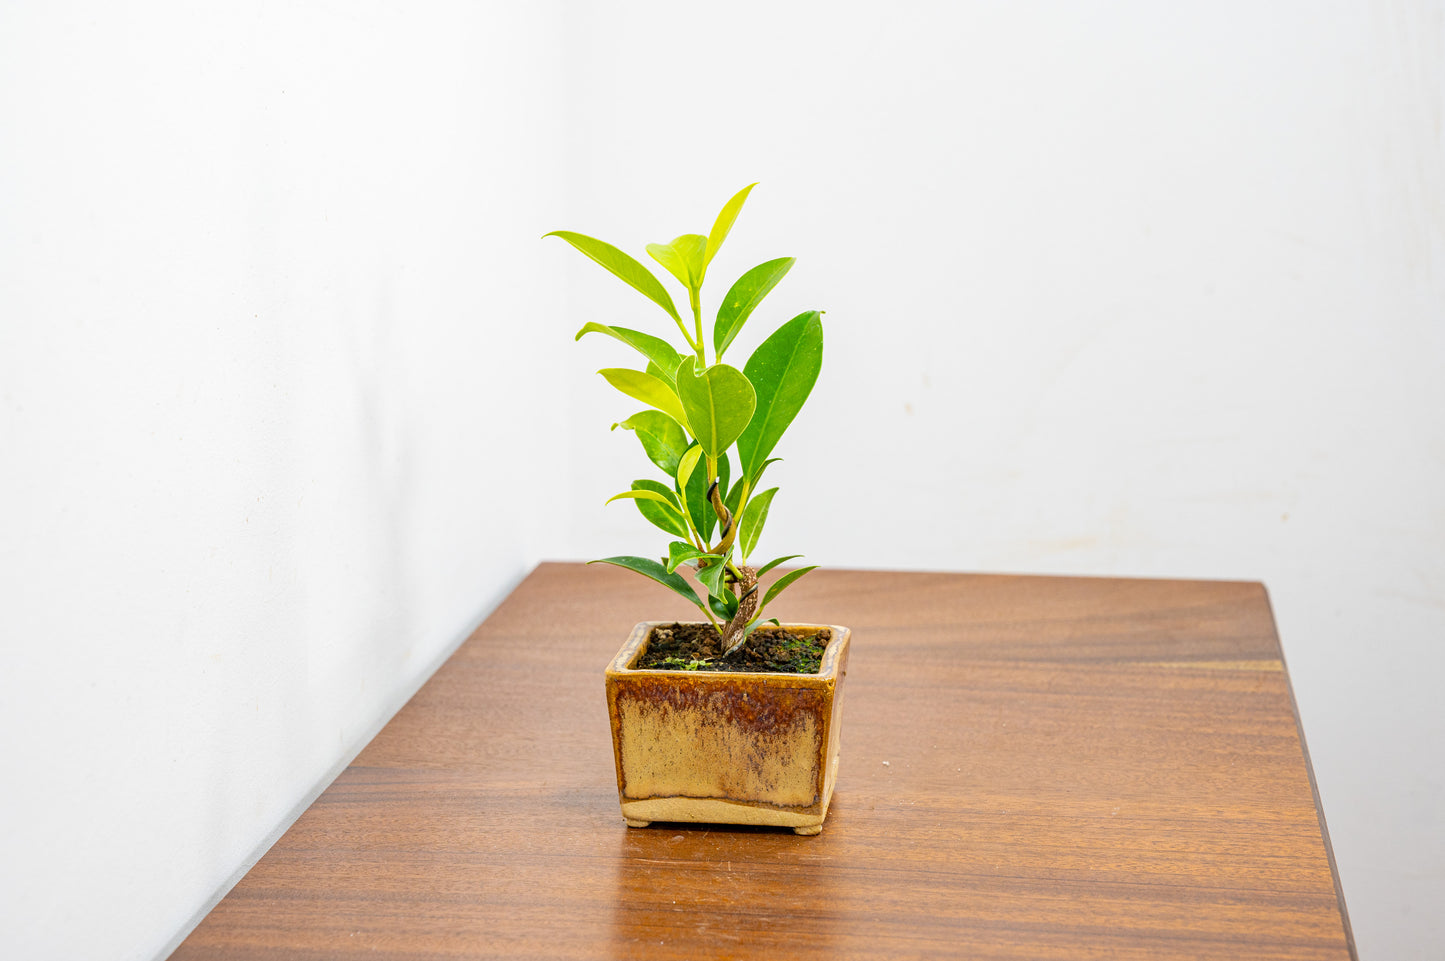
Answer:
top-left (713, 257), bottom-right (795, 360)
top-left (646, 233), bottom-right (708, 291)
top-left (760, 565), bottom-right (819, 612)
top-left (588, 556), bottom-right (702, 608)
top-left (613, 410), bottom-right (688, 477)
top-left (737, 486), bottom-right (778, 561)
top-left (752, 457), bottom-right (782, 486)
top-left (598, 368), bottom-right (689, 429)
top-left (683, 448), bottom-right (729, 541)
top-left (704, 183), bottom-right (757, 270)
top-left (695, 554), bottom-right (730, 597)
top-left (737, 310), bottom-right (823, 482)
top-left (724, 476), bottom-right (748, 520)
top-left (544, 231), bottom-right (681, 323)
top-left (675, 356), bottom-right (756, 457)
top-left (577, 323), bottom-right (682, 383)
top-left (755, 554), bottom-right (803, 577)
top-left (666, 541), bottom-right (710, 574)
top-left (710, 587), bottom-right (740, 622)
top-left (632, 479), bottom-right (690, 538)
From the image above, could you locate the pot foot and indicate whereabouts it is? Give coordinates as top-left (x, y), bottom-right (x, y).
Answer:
top-left (793, 825), bottom-right (822, 836)
top-left (624, 818), bottom-right (651, 828)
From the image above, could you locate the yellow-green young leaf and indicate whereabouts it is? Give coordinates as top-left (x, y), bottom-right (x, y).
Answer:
top-left (737, 311), bottom-right (823, 482)
top-left (675, 356), bottom-right (756, 457)
top-left (704, 183), bottom-right (757, 269)
top-left (714, 257), bottom-right (795, 360)
top-left (598, 368), bottom-right (689, 429)
top-left (544, 231), bottom-right (681, 322)
top-left (576, 323), bottom-right (682, 383)
top-left (676, 444), bottom-right (703, 491)
top-left (605, 488), bottom-right (679, 508)
top-left (737, 486), bottom-right (778, 561)
top-left (646, 234), bottom-right (708, 291)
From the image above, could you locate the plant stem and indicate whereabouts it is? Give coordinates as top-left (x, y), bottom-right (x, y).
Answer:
top-left (690, 286), bottom-right (705, 366)
top-left (672, 292), bottom-right (699, 354)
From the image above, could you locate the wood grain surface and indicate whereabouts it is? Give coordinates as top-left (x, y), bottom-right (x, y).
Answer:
top-left (174, 563), bottom-right (1354, 960)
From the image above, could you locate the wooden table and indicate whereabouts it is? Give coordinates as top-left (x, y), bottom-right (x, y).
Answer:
top-left (175, 563), bottom-right (1355, 960)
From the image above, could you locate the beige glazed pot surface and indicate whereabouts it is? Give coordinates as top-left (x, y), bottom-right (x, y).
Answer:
top-left (604, 621), bottom-right (851, 836)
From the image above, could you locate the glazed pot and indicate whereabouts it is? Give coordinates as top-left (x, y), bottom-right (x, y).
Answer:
top-left (604, 621), bottom-right (851, 836)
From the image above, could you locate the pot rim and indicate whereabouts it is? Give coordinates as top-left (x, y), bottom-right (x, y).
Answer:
top-left (606, 620), bottom-right (849, 682)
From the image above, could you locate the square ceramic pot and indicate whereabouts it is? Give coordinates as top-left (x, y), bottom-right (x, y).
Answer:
top-left (604, 621), bottom-right (850, 836)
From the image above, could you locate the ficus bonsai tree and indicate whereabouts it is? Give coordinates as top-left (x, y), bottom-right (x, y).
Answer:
top-left (546, 184), bottom-right (823, 657)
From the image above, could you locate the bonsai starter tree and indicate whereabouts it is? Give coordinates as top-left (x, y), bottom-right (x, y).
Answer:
top-left (546, 184), bottom-right (823, 659)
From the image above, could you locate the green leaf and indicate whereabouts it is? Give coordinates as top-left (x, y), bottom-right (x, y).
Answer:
top-left (710, 587), bottom-right (740, 622)
top-left (744, 617), bottom-right (780, 640)
top-left (613, 410), bottom-right (689, 477)
top-left (666, 541), bottom-right (710, 574)
top-left (752, 457), bottom-right (782, 486)
top-left (676, 444), bottom-right (703, 491)
top-left (683, 447), bottom-right (729, 541)
top-left (632, 479), bottom-right (690, 538)
top-left (577, 323), bottom-right (682, 383)
top-left (544, 231), bottom-right (682, 323)
top-left (598, 368), bottom-right (689, 429)
top-left (704, 183), bottom-right (757, 270)
top-left (755, 554), bottom-right (803, 577)
top-left (695, 554), bottom-right (730, 597)
top-left (646, 233), bottom-right (708, 291)
top-left (589, 556), bottom-right (702, 608)
top-left (675, 356), bottom-right (756, 457)
top-left (760, 565), bottom-right (819, 612)
top-left (725, 476), bottom-right (747, 519)
top-left (737, 311), bottom-right (823, 482)
top-left (714, 257), bottom-right (795, 360)
top-left (737, 486), bottom-right (778, 561)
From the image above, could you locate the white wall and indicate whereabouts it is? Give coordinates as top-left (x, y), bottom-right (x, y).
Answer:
top-left (0, 3), bottom-right (567, 959)
top-left (555, 3), bottom-right (1443, 959)
top-left (3, 2), bottom-right (1440, 960)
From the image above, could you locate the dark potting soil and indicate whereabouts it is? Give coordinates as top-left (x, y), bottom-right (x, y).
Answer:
top-left (635, 622), bottom-right (831, 674)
